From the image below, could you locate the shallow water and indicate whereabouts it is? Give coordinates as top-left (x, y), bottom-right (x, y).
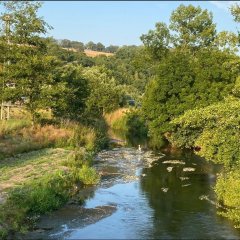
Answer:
top-left (25, 143), bottom-right (240, 239)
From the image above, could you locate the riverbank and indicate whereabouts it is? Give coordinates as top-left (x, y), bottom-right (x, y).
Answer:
top-left (0, 119), bottom-right (108, 239)
top-left (20, 145), bottom-right (240, 239)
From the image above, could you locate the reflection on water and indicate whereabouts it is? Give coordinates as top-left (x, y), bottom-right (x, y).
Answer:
top-left (63, 149), bottom-right (240, 239)
top-left (28, 131), bottom-right (240, 239)
top-left (108, 128), bottom-right (148, 148)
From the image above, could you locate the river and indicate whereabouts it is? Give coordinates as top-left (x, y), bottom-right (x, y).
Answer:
top-left (24, 133), bottom-right (240, 239)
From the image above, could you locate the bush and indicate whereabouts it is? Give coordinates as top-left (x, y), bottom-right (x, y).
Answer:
top-left (76, 164), bottom-right (100, 185)
top-left (169, 97), bottom-right (240, 166)
top-left (215, 169), bottom-right (240, 228)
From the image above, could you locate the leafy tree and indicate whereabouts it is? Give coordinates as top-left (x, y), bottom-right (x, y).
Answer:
top-left (230, 3), bottom-right (240, 22)
top-left (0, 1), bottom-right (55, 123)
top-left (140, 22), bottom-right (170, 60)
top-left (168, 96), bottom-right (240, 166)
top-left (70, 40), bottom-right (84, 52)
top-left (96, 42), bottom-right (105, 52)
top-left (213, 31), bottom-right (239, 53)
top-left (141, 5), bottom-right (240, 147)
top-left (60, 39), bottom-right (72, 48)
top-left (105, 45), bottom-right (119, 53)
top-left (51, 63), bottom-right (89, 120)
top-left (46, 37), bottom-right (95, 66)
top-left (169, 4), bottom-right (216, 50)
top-left (83, 66), bottom-right (122, 116)
top-left (86, 41), bottom-right (97, 50)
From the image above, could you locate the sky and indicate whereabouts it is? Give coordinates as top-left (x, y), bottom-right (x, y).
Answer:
top-left (9, 1), bottom-right (240, 46)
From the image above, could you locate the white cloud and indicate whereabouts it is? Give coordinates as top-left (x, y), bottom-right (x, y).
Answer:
top-left (210, 1), bottom-right (238, 12)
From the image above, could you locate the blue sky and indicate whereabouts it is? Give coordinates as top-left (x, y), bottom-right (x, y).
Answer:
top-left (23, 1), bottom-right (240, 46)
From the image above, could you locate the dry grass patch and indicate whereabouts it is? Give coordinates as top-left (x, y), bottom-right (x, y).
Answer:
top-left (84, 49), bottom-right (114, 57)
top-left (0, 124), bottom-right (73, 159)
top-left (104, 108), bottom-right (129, 127)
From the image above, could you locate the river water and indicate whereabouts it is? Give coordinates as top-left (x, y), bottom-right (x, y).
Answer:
top-left (25, 134), bottom-right (240, 239)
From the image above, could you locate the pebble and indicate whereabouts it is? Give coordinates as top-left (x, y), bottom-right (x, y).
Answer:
top-left (179, 177), bottom-right (189, 181)
top-left (161, 188), bottom-right (169, 193)
top-left (162, 160), bottom-right (185, 165)
top-left (183, 167), bottom-right (195, 172)
top-left (182, 184), bottom-right (191, 187)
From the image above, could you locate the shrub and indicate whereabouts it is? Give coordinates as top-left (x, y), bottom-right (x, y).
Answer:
top-left (169, 97), bottom-right (240, 166)
top-left (76, 165), bottom-right (100, 185)
top-left (215, 169), bottom-right (240, 228)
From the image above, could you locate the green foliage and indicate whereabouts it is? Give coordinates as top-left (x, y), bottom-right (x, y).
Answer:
top-left (83, 66), bottom-right (123, 116)
top-left (51, 63), bottom-right (89, 120)
top-left (169, 97), bottom-right (240, 166)
top-left (169, 4), bottom-right (216, 49)
top-left (140, 22), bottom-right (170, 60)
top-left (215, 169), bottom-right (240, 228)
top-left (76, 165), bottom-right (100, 185)
top-left (0, 119), bottom-right (31, 137)
top-left (0, 2), bottom-right (56, 123)
top-left (0, 148), bottom-right (100, 234)
top-left (142, 48), bottom-right (239, 147)
top-left (230, 3), bottom-right (240, 23)
top-left (112, 109), bottom-right (148, 137)
top-left (0, 170), bottom-right (75, 232)
top-left (46, 37), bottom-right (95, 67)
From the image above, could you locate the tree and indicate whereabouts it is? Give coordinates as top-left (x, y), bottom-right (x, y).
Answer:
top-left (86, 41), bottom-right (97, 51)
top-left (169, 4), bottom-right (216, 50)
top-left (140, 22), bottom-right (171, 60)
top-left (105, 45), bottom-right (119, 53)
top-left (213, 31), bottom-right (239, 53)
top-left (0, 1), bottom-right (55, 123)
top-left (96, 42), bottom-right (105, 52)
top-left (51, 63), bottom-right (89, 120)
top-left (141, 4), bottom-right (240, 148)
top-left (83, 66), bottom-right (122, 116)
top-left (230, 3), bottom-right (240, 22)
top-left (60, 39), bottom-right (72, 48)
top-left (230, 3), bottom-right (240, 45)
top-left (142, 47), bottom-right (240, 147)
top-left (141, 5), bottom-right (217, 56)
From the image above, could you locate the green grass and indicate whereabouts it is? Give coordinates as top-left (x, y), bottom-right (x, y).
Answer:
top-left (0, 147), bottom-right (100, 236)
top-left (0, 119), bottom-right (106, 238)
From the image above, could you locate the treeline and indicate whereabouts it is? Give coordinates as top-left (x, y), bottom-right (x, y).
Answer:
top-left (139, 3), bottom-right (240, 228)
top-left (0, 1), bottom-right (151, 125)
top-left (58, 39), bottom-right (119, 53)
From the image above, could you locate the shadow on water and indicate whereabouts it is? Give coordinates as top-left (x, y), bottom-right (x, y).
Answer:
top-left (139, 150), bottom-right (236, 239)
top-left (24, 130), bottom-right (240, 239)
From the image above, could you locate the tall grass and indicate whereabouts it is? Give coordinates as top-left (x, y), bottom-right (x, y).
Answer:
top-left (104, 108), bottom-right (129, 128)
top-left (105, 108), bottom-right (148, 137)
top-left (0, 119), bottom-right (31, 138)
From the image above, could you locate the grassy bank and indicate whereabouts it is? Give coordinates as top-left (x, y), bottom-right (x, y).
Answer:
top-left (0, 118), bottom-right (107, 238)
top-left (105, 108), bottom-right (148, 138)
